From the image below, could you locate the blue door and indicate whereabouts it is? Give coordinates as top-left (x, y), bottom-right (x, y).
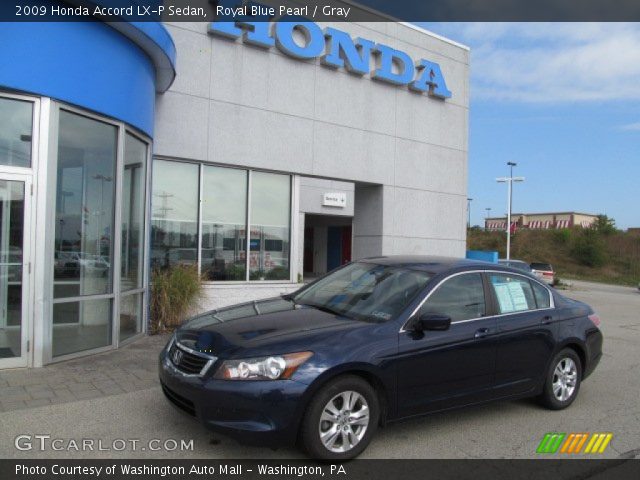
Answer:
top-left (326, 227), bottom-right (342, 271)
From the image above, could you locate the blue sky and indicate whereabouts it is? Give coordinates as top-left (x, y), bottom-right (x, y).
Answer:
top-left (419, 23), bottom-right (640, 229)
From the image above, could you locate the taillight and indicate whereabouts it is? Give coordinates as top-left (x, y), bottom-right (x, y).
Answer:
top-left (588, 314), bottom-right (601, 327)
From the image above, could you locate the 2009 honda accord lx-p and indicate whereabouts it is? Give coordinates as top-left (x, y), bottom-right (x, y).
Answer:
top-left (159, 256), bottom-right (603, 460)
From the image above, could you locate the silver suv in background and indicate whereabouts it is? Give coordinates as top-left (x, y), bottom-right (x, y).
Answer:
top-left (531, 262), bottom-right (555, 285)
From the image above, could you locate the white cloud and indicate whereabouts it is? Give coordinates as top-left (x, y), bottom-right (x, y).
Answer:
top-left (619, 122), bottom-right (640, 131)
top-left (427, 23), bottom-right (640, 103)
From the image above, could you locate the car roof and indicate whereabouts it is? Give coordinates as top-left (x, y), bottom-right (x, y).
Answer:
top-left (360, 255), bottom-right (507, 274)
top-left (498, 259), bottom-right (528, 264)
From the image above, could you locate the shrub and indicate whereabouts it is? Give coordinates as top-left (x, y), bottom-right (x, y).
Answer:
top-left (266, 266), bottom-right (290, 280)
top-left (571, 231), bottom-right (606, 267)
top-left (553, 228), bottom-right (572, 244)
top-left (150, 265), bottom-right (203, 333)
top-left (225, 263), bottom-right (246, 280)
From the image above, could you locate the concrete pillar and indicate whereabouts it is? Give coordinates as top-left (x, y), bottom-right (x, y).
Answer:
top-left (353, 184), bottom-right (392, 260)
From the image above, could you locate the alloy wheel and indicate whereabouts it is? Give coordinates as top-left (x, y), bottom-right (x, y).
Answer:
top-left (552, 357), bottom-right (578, 401)
top-left (319, 390), bottom-right (370, 453)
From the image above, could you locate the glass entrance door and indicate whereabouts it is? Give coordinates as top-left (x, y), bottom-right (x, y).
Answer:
top-left (0, 175), bottom-right (30, 368)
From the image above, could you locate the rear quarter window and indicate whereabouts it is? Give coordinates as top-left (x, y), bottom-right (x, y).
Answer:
top-left (531, 281), bottom-right (551, 309)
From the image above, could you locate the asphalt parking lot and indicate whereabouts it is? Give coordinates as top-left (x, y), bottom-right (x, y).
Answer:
top-left (0, 280), bottom-right (638, 459)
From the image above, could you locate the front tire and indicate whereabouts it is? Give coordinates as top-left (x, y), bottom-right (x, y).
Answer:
top-left (300, 375), bottom-right (379, 460)
top-left (540, 348), bottom-right (582, 410)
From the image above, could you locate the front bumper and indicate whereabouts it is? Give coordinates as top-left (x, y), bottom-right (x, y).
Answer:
top-left (158, 351), bottom-right (309, 447)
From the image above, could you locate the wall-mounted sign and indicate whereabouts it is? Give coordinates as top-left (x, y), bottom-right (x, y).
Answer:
top-left (322, 192), bottom-right (347, 208)
top-left (209, 1), bottom-right (451, 99)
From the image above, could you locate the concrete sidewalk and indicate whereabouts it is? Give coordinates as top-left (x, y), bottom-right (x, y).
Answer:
top-left (0, 334), bottom-right (170, 412)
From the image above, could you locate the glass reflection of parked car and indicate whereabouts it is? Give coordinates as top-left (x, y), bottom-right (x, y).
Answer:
top-left (88, 255), bottom-right (110, 276)
top-left (54, 251), bottom-right (80, 278)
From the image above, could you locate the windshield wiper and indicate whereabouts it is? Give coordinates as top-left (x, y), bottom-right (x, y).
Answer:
top-left (296, 302), bottom-right (354, 319)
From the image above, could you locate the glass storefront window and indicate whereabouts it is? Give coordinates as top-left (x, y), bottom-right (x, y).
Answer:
top-left (149, 160), bottom-right (292, 283)
top-left (0, 97), bottom-right (32, 168)
top-left (52, 298), bottom-right (112, 357)
top-left (121, 134), bottom-right (146, 291)
top-left (119, 293), bottom-right (142, 342)
top-left (54, 110), bottom-right (117, 298)
top-left (50, 106), bottom-right (149, 358)
top-left (151, 160), bottom-right (199, 270)
top-left (249, 172), bottom-right (291, 281)
top-left (201, 166), bottom-right (247, 281)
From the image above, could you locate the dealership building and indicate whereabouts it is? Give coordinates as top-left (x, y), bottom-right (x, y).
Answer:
top-left (0, 15), bottom-right (469, 368)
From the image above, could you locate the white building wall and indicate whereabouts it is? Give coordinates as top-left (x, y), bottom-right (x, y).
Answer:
top-left (154, 20), bottom-right (469, 311)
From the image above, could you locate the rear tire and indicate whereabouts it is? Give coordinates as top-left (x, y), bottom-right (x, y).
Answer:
top-left (300, 375), bottom-right (379, 460)
top-left (539, 348), bottom-right (582, 410)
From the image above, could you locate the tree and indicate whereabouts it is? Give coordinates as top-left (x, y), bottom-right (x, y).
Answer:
top-left (571, 229), bottom-right (607, 267)
top-left (592, 214), bottom-right (617, 235)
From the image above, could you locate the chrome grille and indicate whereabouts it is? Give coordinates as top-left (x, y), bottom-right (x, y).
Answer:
top-left (168, 341), bottom-right (215, 376)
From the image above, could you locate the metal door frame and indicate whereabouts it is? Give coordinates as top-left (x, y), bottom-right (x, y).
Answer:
top-left (0, 172), bottom-right (33, 369)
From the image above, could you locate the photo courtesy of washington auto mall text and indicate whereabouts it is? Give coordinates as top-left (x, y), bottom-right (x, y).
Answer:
top-left (12, 462), bottom-right (346, 478)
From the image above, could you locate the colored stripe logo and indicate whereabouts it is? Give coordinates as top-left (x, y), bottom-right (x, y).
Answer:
top-left (537, 433), bottom-right (612, 454)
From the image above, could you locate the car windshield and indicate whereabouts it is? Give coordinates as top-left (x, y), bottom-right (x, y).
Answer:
top-left (288, 262), bottom-right (432, 323)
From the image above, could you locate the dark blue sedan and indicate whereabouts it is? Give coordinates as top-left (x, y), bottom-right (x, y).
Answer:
top-left (159, 256), bottom-right (603, 460)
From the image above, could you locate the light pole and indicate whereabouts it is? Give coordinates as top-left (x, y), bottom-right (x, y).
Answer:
top-left (507, 161), bottom-right (516, 225)
top-left (497, 163), bottom-right (524, 260)
top-left (467, 198), bottom-right (473, 228)
top-left (485, 207), bottom-right (492, 230)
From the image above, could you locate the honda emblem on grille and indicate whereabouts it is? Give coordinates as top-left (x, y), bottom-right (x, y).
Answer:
top-left (172, 348), bottom-right (183, 365)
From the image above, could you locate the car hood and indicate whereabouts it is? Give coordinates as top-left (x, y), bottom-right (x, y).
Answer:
top-left (175, 297), bottom-right (370, 358)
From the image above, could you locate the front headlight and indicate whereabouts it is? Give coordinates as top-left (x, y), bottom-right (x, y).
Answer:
top-left (214, 351), bottom-right (313, 381)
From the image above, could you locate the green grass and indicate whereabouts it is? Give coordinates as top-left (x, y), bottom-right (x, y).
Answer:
top-left (467, 228), bottom-right (640, 287)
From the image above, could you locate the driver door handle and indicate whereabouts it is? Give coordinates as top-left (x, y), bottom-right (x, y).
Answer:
top-left (541, 315), bottom-right (553, 325)
top-left (475, 328), bottom-right (490, 339)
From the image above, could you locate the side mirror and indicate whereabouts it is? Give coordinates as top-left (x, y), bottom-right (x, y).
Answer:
top-left (414, 313), bottom-right (451, 331)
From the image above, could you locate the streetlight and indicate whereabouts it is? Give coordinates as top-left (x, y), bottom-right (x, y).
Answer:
top-left (497, 162), bottom-right (524, 260)
top-left (467, 197), bottom-right (473, 228)
top-left (507, 161), bottom-right (516, 224)
top-left (485, 207), bottom-right (492, 230)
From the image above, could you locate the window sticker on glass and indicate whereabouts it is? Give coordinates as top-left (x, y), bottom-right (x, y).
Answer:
top-left (507, 282), bottom-right (529, 311)
top-left (493, 281), bottom-right (529, 313)
top-left (493, 283), bottom-right (514, 312)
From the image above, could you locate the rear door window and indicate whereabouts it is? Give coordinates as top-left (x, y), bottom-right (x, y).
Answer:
top-left (488, 274), bottom-right (536, 314)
